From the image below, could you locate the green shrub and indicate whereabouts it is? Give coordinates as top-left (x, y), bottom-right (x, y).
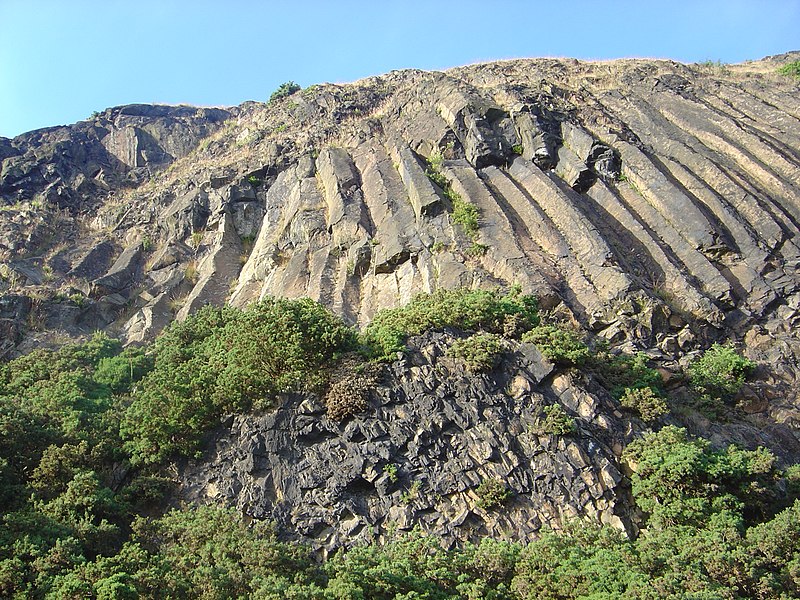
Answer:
top-left (400, 481), bottom-right (421, 504)
top-left (536, 404), bottom-right (575, 436)
top-left (362, 287), bottom-right (539, 359)
top-left (447, 333), bottom-right (505, 372)
top-left (424, 149), bottom-right (480, 239)
top-left (619, 386), bottom-right (668, 423)
top-left (624, 426), bottom-right (781, 529)
top-left (247, 174), bottom-right (262, 187)
top-left (522, 325), bottom-right (590, 366)
top-left (512, 144), bottom-right (524, 155)
top-left (591, 350), bottom-right (662, 399)
top-left (383, 463), bottom-right (398, 483)
top-left (476, 478), bottom-right (512, 509)
top-left (451, 196), bottom-right (480, 238)
top-left (268, 81), bottom-right (301, 104)
top-left (778, 60), bottom-right (800, 78)
top-left (688, 343), bottom-right (755, 400)
top-left (121, 299), bottom-right (358, 464)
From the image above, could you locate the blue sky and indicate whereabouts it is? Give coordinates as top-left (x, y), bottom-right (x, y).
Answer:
top-left (1, 0), bottom-right (798, 138)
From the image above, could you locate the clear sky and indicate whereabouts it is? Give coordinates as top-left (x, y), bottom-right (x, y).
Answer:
top-left (1, 0), bottom-right (798, 138)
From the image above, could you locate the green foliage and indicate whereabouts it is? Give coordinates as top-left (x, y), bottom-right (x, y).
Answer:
top-left (5, 289), bottom-right (800, 599)
top-left (269, 81), bottom-right (301, 104)
top-left (511, 523), bottom-right (643, 600)
top-left (121, 299), bottom-right (357, 464)
top-left (511, 144), bottom-right (524, 155)
top-left (48, 505), bottom-right (321, 599)
top-left (521, 324), bottom-right (589, 366)
top-left (619, 386), bottom-right (668, 423)
top-left (93, 346), bottom-right (153, 394)
top-left (362, 286), bottom-right (539, 359)
top-left (451, 196), bottom-right (480, 238)
top-left (424, 149), bottom-right (481, 240)
top-left (688, 342), bottom-right (756, 400)
top-left (447, 333), bottom-right (505, 372)
top-left (777, 60), bottom-right (800, 78)
top-left (247, 174), bottom-right (263, 187)
top-left (591, 349), bottom-right (662, 399)
top-left (383, 463), bottom-right (398, 484)
top-left (476, 478), bottom-right (512, 509)
top-left (624, 426), bottom-right (783, 529)
top-left (536, 405), bottom-right (575, 436)
top-left (400, 481), bottom-right (421, 505)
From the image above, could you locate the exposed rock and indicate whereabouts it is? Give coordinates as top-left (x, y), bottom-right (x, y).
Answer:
top-left (180, 330), bottom-right (635, 549)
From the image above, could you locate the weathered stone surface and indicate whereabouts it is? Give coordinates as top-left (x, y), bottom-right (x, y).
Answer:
top-left (180, 330), bottom-right (635, 549)
top-left (2, 55), bottom-right (800, 550)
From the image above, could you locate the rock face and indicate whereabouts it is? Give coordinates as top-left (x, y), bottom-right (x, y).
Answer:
top-left (2, 53), bottom-right (800, 546)
top-left (181, 330), bottom-right (632, 551)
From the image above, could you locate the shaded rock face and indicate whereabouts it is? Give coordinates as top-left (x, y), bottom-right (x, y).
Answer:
top-left (180, 330), bottom-right (632, 551)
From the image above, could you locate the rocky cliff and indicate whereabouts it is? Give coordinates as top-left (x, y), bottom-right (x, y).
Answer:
top-left (2, 52), bottom-right (800, 548)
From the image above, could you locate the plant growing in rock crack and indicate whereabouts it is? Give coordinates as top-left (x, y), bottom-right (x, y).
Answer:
top-left (476, 478), bottom-right (512, 509)
top-left (536, 404), bottom-right (575, 436)
top-left (383, 463), bottom-right (399, 484)
top-left (424, 148), bottom-right (480, 241)
top-left (447, 333), bottom-right (505, 372)
top-left (400, 481), bottom-right (421, 504)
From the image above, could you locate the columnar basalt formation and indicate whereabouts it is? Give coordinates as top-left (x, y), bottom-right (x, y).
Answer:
top-left (2, 53), bottom-right (800, 545)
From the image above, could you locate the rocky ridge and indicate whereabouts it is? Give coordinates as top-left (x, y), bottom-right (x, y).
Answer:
top-left (2, 52), bottom-right (800, 547)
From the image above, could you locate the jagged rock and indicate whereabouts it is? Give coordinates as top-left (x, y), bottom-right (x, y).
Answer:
top-left (2, 54), bottom-right (800, 548)
top-left (180, 330), bottom-right (637, 548)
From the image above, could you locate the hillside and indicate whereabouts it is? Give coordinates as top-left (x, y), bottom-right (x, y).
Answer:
top-left (1, 53), bottom-right (800, 597)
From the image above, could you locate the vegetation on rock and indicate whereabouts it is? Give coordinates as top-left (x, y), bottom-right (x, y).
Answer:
top-left (447, 332), bottom-right (505, 372)
top-left (362, 286), bottom-right (539, 359)
top-left (1, 287), bottom-right (800, 599)
top-left (521, 324), bottom-right (590, 366)
top-left (268, 81), bottom-right (301, 104)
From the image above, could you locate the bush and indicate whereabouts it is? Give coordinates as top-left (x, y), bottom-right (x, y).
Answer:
top-left (268, 81), bottom-right (301, 104)
top-left (323, 357), bottom-right (381, 421)
top-left (476, 478), bottom-right (512, 509)
top-left (522, 325), bottom-right (589, 366)
top-left (619, 386), bottom-right (668, 423)
top-left (624, 426), bottom-right (782, 529)
top-left (362, 286), bottom-right (539, 359)
top-left (536, 405), bottom-right (575, 436)
top-left (447, 333), bottom-right (505, 372)
top-left (778, 60), bottom-right (800, 78)
top-left (688, 342), bottom-right (755, 400)
top-left (121, 299), bottom-right (358, 464)
top-left (591, 350), bottom-right (662, 399)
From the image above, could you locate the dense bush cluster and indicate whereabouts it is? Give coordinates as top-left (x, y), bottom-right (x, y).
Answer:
top-left (363, 286), bottom-right (539, 359)
top-left (123, 299), bottom-right (358, 464)
top-left (521, 324), bottom-right (590, 365)
top-left (4, 418), bottom-right (797, 598)
top-left (447, 332), bottom-right (506, 372)
top-left (2, 287), bottom-right (796, 598)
